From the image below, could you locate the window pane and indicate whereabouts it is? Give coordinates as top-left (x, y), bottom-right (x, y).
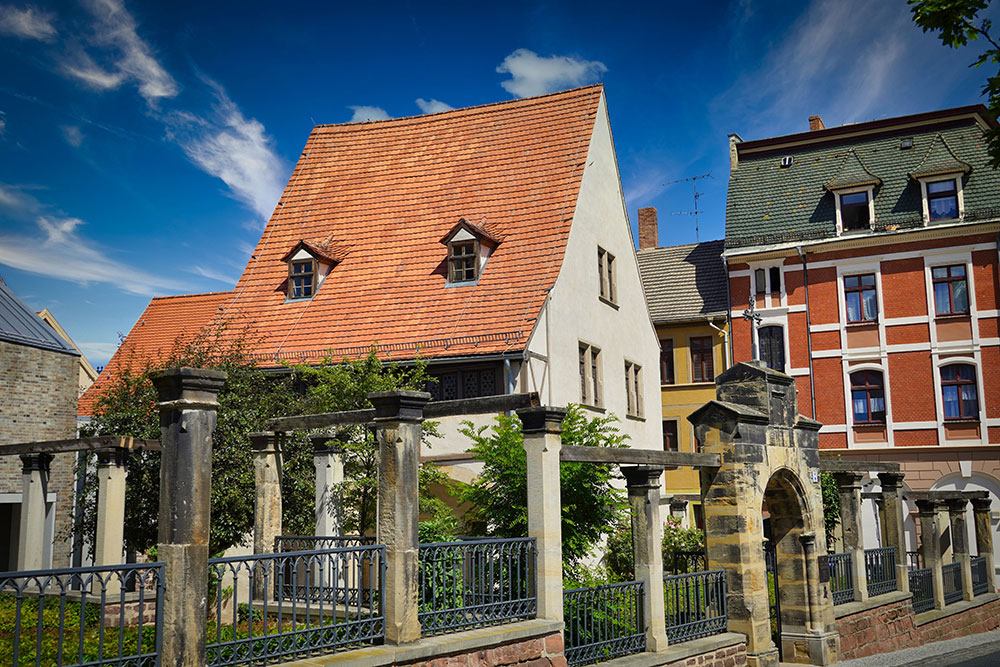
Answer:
top-left (952, 265), bottom-right (965, 277)
top-left (932, 266), bottom-right (948, 279)
top-left (927, 179), bottom-right (955, 194)
top-left (846, 292), bottom-right (861, 322)
top-left (941, 366), bottom-right (956, 382)
top-left (958, 365), bottom-right (975, 381)
top-left (943, 385), bottom-right (959, 418)
top-left (844, 275), bottom-right (859, 288)
top-left (862, 289), bottom-right (877, 320)
top-left (952, 279), bottom-right (968, 313)
top-left (755, 269), bottom-right (766, 294)
top-left (860, 274), bottom-right (875, 287)
top-left (842, 192), bottom-right (868, 206)
top-left (934, 282), bottom-right (952, 314)
top-left (852, 391), bottom-right (868, 421)
top-left (870, 390), bottom-right (885, 421)
top-left (769, 266), bottom-right (781, 293)
top-left (929, 195), bottom-right (958, 220)
top-left (961, 384), bottom-right (978, 417)
top-left (579, 348), bottom-right (587, 400)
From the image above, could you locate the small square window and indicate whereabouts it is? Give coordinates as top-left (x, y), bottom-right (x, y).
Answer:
top-left (840, 191), bottom-right (870, 231)
top-left (927, 179), bottom-right (958, 221)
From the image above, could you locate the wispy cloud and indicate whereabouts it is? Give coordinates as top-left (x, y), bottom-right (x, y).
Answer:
top-left (77, 341), bottom-right (118, 362)
top-left (497, 49), bottom-right (607, 98)
top-left (187, 264), bottom-right (238, 285)
top-left (415, 98), bottom-right (453, 114)
top-left (62, 48), bottom-right (125, 91)
top-left (349, 105), bottom-right (391, 122)
top-left (60, 124), bottom-right (84, 147)
top-left (0, 4), bottom-right (56, 41)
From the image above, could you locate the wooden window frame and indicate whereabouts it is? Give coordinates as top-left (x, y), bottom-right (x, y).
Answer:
top-left (690, 336), bottom-right (714, 383)
top-left (927, 178), bottom-right (959, 222)
top-left (932, 264), bottom-right (969, 316)
top-left (624, 360), bottom-right (642, 418)
top-left (662, 419), bottom-right (678, 452)
top-left (940, 364), bottom-right (979, 421)
top-left (579, 343), bottom-right (603, 407)
top-left (288, 258), bottom-right (316, 299)
top-left (449, 240), bottom-right (479, 283)
top-left (598, 247), bottom-right (617, 304)
top-left (754, 268), bottom-right (766, 296)
top-left (844, 273), bottom-right (878, 324)
top-left (840, 190), bottom-right (871, 232)
top-left (849, 370), bottom-right (886, 424)
top-left (660, 339), bottom-right (675, 385)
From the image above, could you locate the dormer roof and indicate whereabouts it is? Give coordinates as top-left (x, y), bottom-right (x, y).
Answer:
top-left (909, 133), bottom-right (972, 179)
top-left (439, 218), bottom-right (503, 247)
top-left (823, 150), bottom-right (881, 190)
top-left (280, 239), bottom-right (352, 264)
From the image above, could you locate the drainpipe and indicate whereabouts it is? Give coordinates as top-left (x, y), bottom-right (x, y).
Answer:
top-left (722, 254), bottom-right (734, 367)
top-left (707, 318), bottom-right (730, 371)
top-left (796, 246), bottom-right (817, 419)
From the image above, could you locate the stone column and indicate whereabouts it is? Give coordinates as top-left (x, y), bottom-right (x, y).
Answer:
top-left (971, 497), bottom-right (996, 592)
top-left (94, 448), bottom-right (128, 594)
top-left (518, 406), bottom-right (566, 624)
top-left (834, 472), bottom-right (868, 602)
top-left (799, 532), bottom-right (820, 633)
top-left (946, 498), bottom-right (974, 601)
top-left (916, 499), bottom-right (946, 610)
top-left (372, 389), bottom-right (429, 645)
top-left (250, 432), bottom-right (283, 555)
top-left (669, 497), bottom-right (689, 525)
top-left (623, 466), bottom-right (668, 652)
top-left (17, 453), bottom-right (53, 571)
top-left (312, 434), bottom-right (345, 537)
top-left (152, 367), bottom-right (226, 667)
top-left (877, 472), bottom-right (909, 593)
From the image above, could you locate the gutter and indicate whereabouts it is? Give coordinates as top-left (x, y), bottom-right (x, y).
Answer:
top-left (796, 246), bottom-right (817, 419)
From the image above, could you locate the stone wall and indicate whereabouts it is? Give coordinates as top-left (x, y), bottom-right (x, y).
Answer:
top-left (662, 642), bottom-right (748, 667)
top-left (0, 339), bottom-right (79, 568)
top-left (398, 632), bottom-right (567, 667)
top-left (918, 596), bottom-right (1000, 643)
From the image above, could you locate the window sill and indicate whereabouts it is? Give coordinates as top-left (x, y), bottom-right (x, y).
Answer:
top-left (840, 228), bottom-right (873, 236)
top-left (625, 414), bottom-right (645, 422)
top-left (662, 382), bottom-right (715, 389)
top-left (943, 418), bottom-right (980, 424)
top-left (598, 295), bottom-right (619, 310)
top-left (845, 320), bottom-right (878, 327)
top-left (934, 313), bottom-right (971, 320)
top-left (853, 422), bottom-right (886, 428)
top-left (580, 403), bottom-right (605, 414)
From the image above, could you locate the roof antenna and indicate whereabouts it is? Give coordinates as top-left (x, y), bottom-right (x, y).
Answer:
top-left (663, 172), bottom-right (711, 242)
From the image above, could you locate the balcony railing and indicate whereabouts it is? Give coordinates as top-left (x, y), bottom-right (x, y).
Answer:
top-left (908, 567), bottom-right (934, 613)
top-left (942, 562), bottom-right (963, 606)
top-left (864, 547), bottom-right (897, 597)
top-left (663, 569), bottom-right (727, 644)
top-left (972, 556), bottom-right (990, 597)
top-left (827, 553), bottom-right (854, 605)
top-left (563, 580), bottom-right (645, 666)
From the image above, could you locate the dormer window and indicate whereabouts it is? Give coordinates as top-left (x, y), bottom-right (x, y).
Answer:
top-left (289, 259), bottom-right (315, 299)
top-left (927, 179), bottom-right (958, 221)
top-left (280, 238), bottom-right (350, 301)
top-left (440, 218), bottom-right (501, 286)
top-left (840, 191), bottom-right (871, 231)
top-left (449, 241), bottom-right (478, 283)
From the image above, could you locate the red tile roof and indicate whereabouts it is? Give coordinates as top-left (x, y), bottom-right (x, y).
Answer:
top-left (219, 85), bottom-right (604, 365)
top-left (78, 291), bottom-right (234, 416)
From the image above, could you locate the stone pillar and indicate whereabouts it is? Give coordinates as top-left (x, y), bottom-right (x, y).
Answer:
top-left (372, 390), bottom-right (429, 645)
top-left (834, 472), bottom-right (868, 602)
top-left (669, 497), bottom-right (689, 525)
top-left (250, 432), bottom-right (283, 555)
top-left (916, 499), bottom-right (946, 610)
top-left (877, 472), bottom-right (909, 593)
top-left (518, 406), bottom-right (566, 624)
top-left (946, 498), bottom-right (974, 601)
top-left (152, 367), bottom-right (226, 667)
top-left (94, 448), bottom-right (128, 594)
top-left (17, 453), bottom-right (53, 571)
top-left (623, 466), bottom-right (669, 652)
top-left (312, 434), bottom-right (345, 537)
top-left (971, 497), bottom-right (996, 592)
top-left (938, 502), bottom-right (953, 564)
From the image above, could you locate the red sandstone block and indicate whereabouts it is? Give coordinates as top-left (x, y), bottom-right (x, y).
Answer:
top-left (543, 634), bottom-right (563, 655)
top-left (520, 639), bottom-right (543, 661)
top-left (723, 657), bottom-right (735, 667)
top-left (550, 657), bottom-right (567, 667)
top-left (521, 658), bottom-right (550, 667)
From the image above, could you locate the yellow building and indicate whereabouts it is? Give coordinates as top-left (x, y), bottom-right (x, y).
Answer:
top-left (636, 222), bottom-right (729, 528)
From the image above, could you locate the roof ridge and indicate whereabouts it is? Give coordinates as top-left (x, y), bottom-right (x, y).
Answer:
top-left (150, 290), bottom-right (235, 302)
top-left (313, 84), bottom-right (604, 130)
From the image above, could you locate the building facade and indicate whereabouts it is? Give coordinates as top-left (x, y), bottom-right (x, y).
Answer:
top-left (724, 106), bottom-right (1000, 573)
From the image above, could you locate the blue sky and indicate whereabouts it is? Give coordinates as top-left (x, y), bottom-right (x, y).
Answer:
top-left (0, 0), bottom-right (993, 367)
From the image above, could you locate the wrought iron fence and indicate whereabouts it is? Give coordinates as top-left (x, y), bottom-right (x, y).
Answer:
top-left (0, 562), bottom-right (164, 667)
top-left (664, 551), bottom-right (706, 575)
top-left (417, 537), bottom-right (536, 636)
top-left (942, 562), bottom-right (963, 605)
top-left (663, 569), bottom-right (727, 644)
top-left (971, 556), bottom-right (990, 596)
top-left (272, 537), bottom-right (379, 605)
top-left (864, 547), bottom-right (897, 597)
top-left (905, 551), bottom-right (922, 570)
top-left (206, 545), bottom-right (384, 666)
top-left (827, 553), bottom-right (854, 605)
top-left (273, 536), bottom-right (375, 552)
top-left (563, 580), bottom-right (645, 666)
top-left (908, 567), bottom-right (934, 613)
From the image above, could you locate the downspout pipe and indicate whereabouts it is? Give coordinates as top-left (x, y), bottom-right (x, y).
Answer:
top-left (722, 254), bottom-right (734, 369)
top-left (707, 318), bottom-right (731, 371)
top-left (797, 246), bottom-right (817, 419)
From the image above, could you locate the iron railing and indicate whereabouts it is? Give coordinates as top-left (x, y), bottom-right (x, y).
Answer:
top-left (272, 537), bottom-right (378, 605)
top-left (417, 537), bottom-right (536, 636)
top-left (563, 580), bottom-right (645, 666)
top-left (206, 545), bottom-right (384, 666)
top-left (273, 536), bottom-right (375, 552)
top-left (828, 552), bottom-right (854, 605)
top-left (663, 569), bottom-right (727, 644)
top-left (908, 567), bottom-right (934, 613)
top-left (663, 551), bottom-right (706, 575)
top-left (942, 562), bottom-right (963, 605)
top-left (905, 551), bottom-right (922, 570)
top-left (0, 562), bottom-right (164, 667)
top-left (864, 547), bottom-right (897, 597)
top-left (972, 556), bottom-right (990, 596)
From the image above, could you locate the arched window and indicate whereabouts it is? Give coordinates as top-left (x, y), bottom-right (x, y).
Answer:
top-left (759, 325), bottom-right (784, 372)
top-left (850, 370), bottom-right (885, 423)
top-left (940, 364), bottom-right (978, 420)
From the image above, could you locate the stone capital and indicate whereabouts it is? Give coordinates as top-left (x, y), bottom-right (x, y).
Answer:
top-left (833, 471), bottom-right (864, 491)
top-left (517, 406), bottom-right (568, 434)
top-left (915, 498), bottom-right (943, 516)
top-left (621, 465), bottom-right (664, 490)
top-left (310, 432), bottom-right (347, 455)
top-left (877, 471), bottom-right (905, 492)
top-left (96, 448), bottom-right (129, 468)
top-left (249, 431), bottom-right (284, 454)
top-left (19, 452), bottom-right (53, 473)
top-left (151, 367), bottom-right (227, 406)
top-left (971, 497), bottom-right (993, 513)
top-left (370, 390), bottom-right (431, 422)
top-left (945, 497), bottom-right (968, 515)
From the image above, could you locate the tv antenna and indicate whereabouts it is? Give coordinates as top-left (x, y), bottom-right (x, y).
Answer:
top-left (664, 172), bottom-right (711, 242)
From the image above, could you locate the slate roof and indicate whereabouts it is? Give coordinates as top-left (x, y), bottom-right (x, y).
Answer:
top-left (726, 106), bottom-right (1000, 250)
top-left (78, 291), bottom-right (234, 416)
top-left (0, 280), bottom-right (78, 355)
top-left (216, 85), bottom-right (604, 364)
top-left (824, 150), bottom-right (881, 190)
top-left (910, 134), bottom-right (972, 178)
top-left (636, 240), bottom-right (728, 324)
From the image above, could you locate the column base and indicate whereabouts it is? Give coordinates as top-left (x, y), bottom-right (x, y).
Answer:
top-left (779, 630), bottom-right (840, 666)
top-left (747, 647), bottom-right (779, 667)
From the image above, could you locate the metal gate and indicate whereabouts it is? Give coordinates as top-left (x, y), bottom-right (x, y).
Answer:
top-left (763, 541), bottom-right (782, 660)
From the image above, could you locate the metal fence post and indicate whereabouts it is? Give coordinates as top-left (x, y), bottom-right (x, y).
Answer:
top-left (622, 465), bottom-right (669, 652)
top-left (152, 367), bottom-right (226, 667)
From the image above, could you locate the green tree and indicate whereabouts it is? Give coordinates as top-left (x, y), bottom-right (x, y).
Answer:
top-left (820, 471), bottom-right (841, 547)
top-left (910, 0), bottom-right (1000, 167)
top-left (459, 405), bottom-right (629, 571)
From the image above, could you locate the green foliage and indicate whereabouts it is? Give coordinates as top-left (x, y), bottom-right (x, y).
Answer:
top-left (661, 515), bottom-right (705, 554)
top-left (604, 515), bottom-right (706, 582)
top-left (417, 463), bottom-right (460, 543)
top-left (910, 0), bottom-right (1000, 167)
top-left (820, 471), bottom-right (841, 546)
top-left (459, 405), bottom-right (629, 570)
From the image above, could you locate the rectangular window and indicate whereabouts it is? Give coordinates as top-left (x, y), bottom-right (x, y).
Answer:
top-left (449, 241), bottom-right (478, 282)
top-left (663, 420), bottom-right (678, 452)
top-left (932, 265), bottom-right (969, 316)
top-left (598, 247), bottom-right (616, 303)
top-left (850, 370), bottom-right (886, 424)
top-left (625, 361), bottom-right (642, 418)
top-left (691, 336), bottom-right (714, 383)
top-left (579, 343), bottom-right (602, 407)
top-left (427, 366), bottom-right (499, 401)
top-left (844, 274), bottom-right (877, 323)
top-left (660, 340), bottom-right (674, 385)
top-left (769, 266), bottom-right (781, 294)
top-left (927, 179), bottom-right (958, 221)
top-left (941, 364), bottom-right (978, 420)
top-left (840, 191), bottom-right (870, 231)
top-left (754, 268), bottom-right (766, 295)
top-left (289, 259), bottom-right (315, 299)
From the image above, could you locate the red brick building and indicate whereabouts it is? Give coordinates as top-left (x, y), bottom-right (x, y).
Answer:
top-left (724, 106), bottom-right (1000, 567)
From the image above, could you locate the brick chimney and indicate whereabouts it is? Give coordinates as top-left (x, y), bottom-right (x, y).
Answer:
top-left (809, 115), bottom-right (825, 131)
top-left (638, 207), bottom-right (658, 250)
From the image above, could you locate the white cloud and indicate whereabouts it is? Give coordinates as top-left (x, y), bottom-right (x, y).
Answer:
top-left (62, 49), bottom-right (126, 91)
top-left (349, 105), bottom-right (391, 122)
top-left (415, 98), bottom-right (453, 114)
top-left (0, 4), bottom-right (56, 41)
top-left (496, 49), bottom-right (607, 98)
top-left (0, 182), bottom-right (42, 217)
top-left (60, 124), bottom-right (84, 147)
top-left (187, 264), bottom-right (238, 285)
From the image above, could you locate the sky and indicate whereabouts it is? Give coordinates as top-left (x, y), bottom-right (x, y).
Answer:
top-left (0, 0), bottom-right (994, 367)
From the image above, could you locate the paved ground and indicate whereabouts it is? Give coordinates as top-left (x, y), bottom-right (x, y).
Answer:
top-left (828, 630), bottom-right (1000, 667)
